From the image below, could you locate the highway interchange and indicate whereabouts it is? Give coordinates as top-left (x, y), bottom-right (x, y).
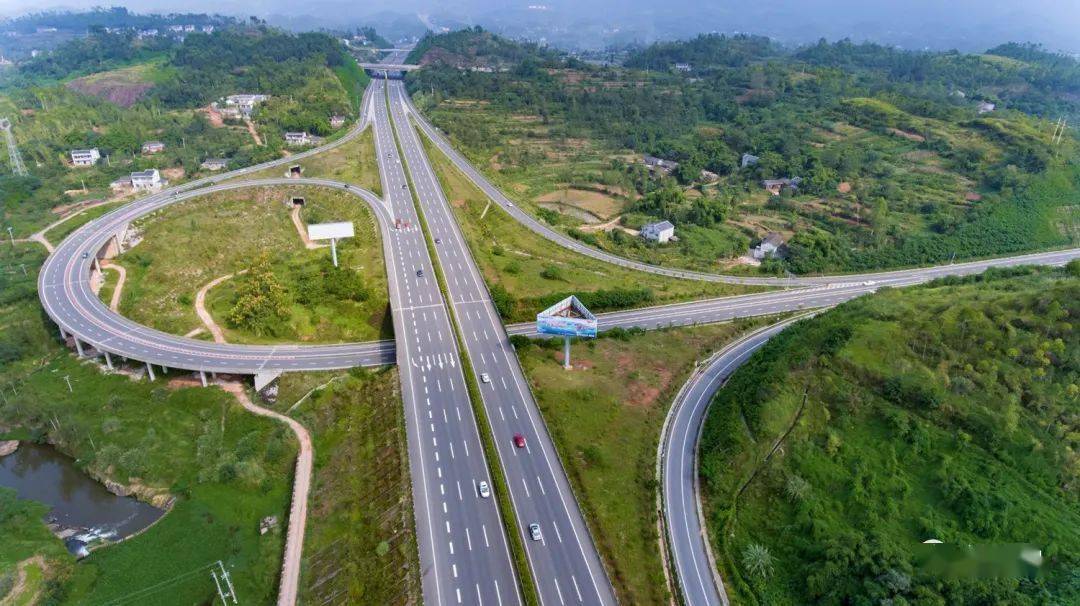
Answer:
top-left (35, 47), bottom-right (1080, 606)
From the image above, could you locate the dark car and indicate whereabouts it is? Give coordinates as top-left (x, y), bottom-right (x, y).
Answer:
top-left (416, 269), bottom-right (424, 277)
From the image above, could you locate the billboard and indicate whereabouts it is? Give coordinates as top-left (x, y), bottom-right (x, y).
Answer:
top-left (307, 221), bottom-right (355, 241)
top-left (536, 295), bottom-right (597, 338)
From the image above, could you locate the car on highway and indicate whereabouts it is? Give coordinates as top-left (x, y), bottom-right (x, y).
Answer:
top-left (528, 523), bottom-right (542, 541)
top-left (416, 269), bottom-right (424, 277)
top-left (478, 481), bottom-right (491, 498)
top-left (513, 433), bottom-right (526, 448)
top-left (402, 183), bottom-right (407, 188)
top-left (480, 373), bottom-right (491, 383)
top-left (434, 237), bottom-right (441, 244)
top-left (81, 251), bottom-right (89, 259)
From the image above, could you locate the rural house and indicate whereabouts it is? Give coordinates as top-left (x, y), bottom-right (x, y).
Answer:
top-left (673, 63), bottom-right (692, 72)
top-left (330, 115), bottom-right (347, 128)
top-left (762, 177), bottom-right (801, 196)
top-left (141, 141), bottom-right (165, 154)
top-left (200, 158), bottom-right (228, 171)
top-left (285, 132), bottom-right (312, 146)
top-left (752, 232), bottom-right (786, 259)
top-left (641, 220), bottom-right (676, 244)
top-left (130, 169), bottom-right (163, 191)
top-left (977, 101), bottom-right (996, 114)
top-left (741, 153), bottom-right (759, 168)
top-left (70, 148), bottom-right (100, 167)
top-left (225, 94), bottom-right (268, 117)
top-left (643, 155), bottom-right (679, 174)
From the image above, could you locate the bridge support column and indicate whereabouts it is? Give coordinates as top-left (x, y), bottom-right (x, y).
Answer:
top-left (74, 338), bottom-right (84, 357)
top-left (146, 362), bottom-right (156, 381)
top-left (563, 336), bottom-right (572, 370)
top-left (104, 351), bottom-right (113, 370)
top-left (59, 327), bottom-right (67, 341)
top-left (199, 371), bottom-right (208, 387)
top-left (161, 365), bottom-right (168, 374)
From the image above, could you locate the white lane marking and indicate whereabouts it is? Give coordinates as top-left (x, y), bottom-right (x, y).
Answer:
top-left (457, 480), bottom-right (463, 501)
top-left (463, 440), bottom-right (469, 457)
top-left (453, 563), bottom-right (458, 578)
top-left (495, 580), bottom-right (503, 606)
top-left (511, 405), bottom-right (519, 419)
top-left (552, 521), bottom-right (563, 543)
top-left (456, 588), bottom-right (462, 604)
top-left (476, 583), bottom-right (483, 606)
top-left (521, 477), bottom-right (531, 498)
top-left (571, 576), bottom-right (583, 602)
top-left (553, 577), bottom-right (565, 605)
top-left (537, 476), bottom-right (546, 496)
top-left (466, 527), bottom-right (473, 550)
top-left (483, 525), bottom-right (490, 547)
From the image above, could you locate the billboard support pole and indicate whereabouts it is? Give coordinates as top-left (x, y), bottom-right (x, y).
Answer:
top-left (564, 336), bottom-right (572, 370)
top-left (330, 238), bottom-right (339, 267)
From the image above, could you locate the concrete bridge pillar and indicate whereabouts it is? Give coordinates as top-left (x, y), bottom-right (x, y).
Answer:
top-left (146, 363), bottom-right (156, 381)
top-left (74, 338), bottom-right (84, 357)
top-left (199, 371), bottom-right (208, 387)
top-left (104, 351), bottom-right (113, 370)
top-left (59, 327), bottom-right (67, 341)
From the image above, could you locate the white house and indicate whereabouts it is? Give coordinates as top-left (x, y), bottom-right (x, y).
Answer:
top-left (752, 232), bottom-right (785, 259)
top-left (330, 115), bottom-right (347, 129)
top-left (641, 220), bottom-right (675, 244)
top-left (977, 101), bottom-right (996, 114)
top-left (141, 140), bottom-right (165, 154)
top-left (673, 63), bottom-right (692, 72)
top-left (70, 148), bottom-right (100, 167)
top-left (131, 169), bottom-right (163, 191)
top-left (285, 132), bottom-right (312, 146)
top-left (200, 158), bottom-right (228, 171)
top-left (224, 94), bottom-right (268, 117)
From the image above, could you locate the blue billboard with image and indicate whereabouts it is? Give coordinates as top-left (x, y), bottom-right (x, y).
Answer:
top-left (536, 295), bottom-right (597, 338)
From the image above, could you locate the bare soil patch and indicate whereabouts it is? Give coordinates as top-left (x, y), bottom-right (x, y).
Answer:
top-left (66, 66), bottom-right (153, 107)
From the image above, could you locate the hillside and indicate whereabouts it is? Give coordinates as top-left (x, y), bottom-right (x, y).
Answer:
top-left (699, 263), bottom-right (1080, 604)
top-left (406, 32), bottom-right (1080, 274)
top-left (0, 26), bottom-right (366, 236)
top-left (406, 26), bottom-right (558, 69)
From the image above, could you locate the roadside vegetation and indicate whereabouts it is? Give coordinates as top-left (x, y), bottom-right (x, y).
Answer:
top-left (700, 264), bottom-right (1080, 603)
top-left (241, 126), bottom-right (382, 196)
top-left (0, 242), bottom-right (296, 605)
top-left (105, 185), bottom-right (389, 344)
top-left (1, 24), bottom-right (367, 236)
top-left (418, 130), bottom-right (756, 322)
top-left (513, 319), bottom-right (773, 604)
top-left (275, 369), bottom-right (420, 605)
top-left (408, 31), bottom-right (1080, 274)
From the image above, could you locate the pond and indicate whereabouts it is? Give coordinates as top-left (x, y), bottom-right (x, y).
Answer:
top-left (0, 442), bottom-right (164, 556)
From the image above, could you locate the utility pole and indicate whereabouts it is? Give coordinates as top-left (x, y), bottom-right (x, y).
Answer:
top-left (6, 226), bottom-right (14, 248)
top-left (62, 375), bottom-right (73, 393)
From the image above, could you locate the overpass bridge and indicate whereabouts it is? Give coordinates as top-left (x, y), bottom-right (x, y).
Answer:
top-left (359, 63), bottom-right (420, 73)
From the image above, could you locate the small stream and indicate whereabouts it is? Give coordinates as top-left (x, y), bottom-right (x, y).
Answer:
top-left (0, 442), bottom-right (164, 557)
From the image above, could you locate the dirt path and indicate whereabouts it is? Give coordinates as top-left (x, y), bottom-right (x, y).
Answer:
top-left (244, 118), bottom-right (264, 146)
top-left (290, 206), bottom-right (327, 250)
top-left (100, 261), bottom-right (126, 311)
top-left (1, 556), bottom-right (46, 606)
top-left (194, 271), bottom-right (246, 344)
top-left (29, 233), bottom-right (54, 253)
top-left (218, 382), bottom-right (311, 606)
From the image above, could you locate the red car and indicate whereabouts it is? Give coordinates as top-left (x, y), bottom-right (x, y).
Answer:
top-left (513, 433), bottom-right (526, 449)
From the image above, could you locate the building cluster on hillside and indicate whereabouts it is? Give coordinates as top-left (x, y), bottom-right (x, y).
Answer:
top-left (141, 141), bottom-right (165, 155)
top-left (643, 154), bottom-right (680, 174)
top-left (200, 158), bottom-right (228, 171)
top-left (285, 132), bottom-right (312, 147)
top-left (751, 232), bottom-right (786, 259)
top-left (215, 94), bottom-right (269, 119)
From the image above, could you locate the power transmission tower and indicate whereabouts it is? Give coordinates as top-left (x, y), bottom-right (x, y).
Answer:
top-left (1052, 117), bottom-right (1068, 145)
top-left (0, 117), bottom-right (28, 176)
top-left (210, 560), bottom-right (239, 604)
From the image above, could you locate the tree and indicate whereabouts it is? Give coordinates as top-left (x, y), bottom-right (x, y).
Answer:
top-left (742, 542), bottom-right (775, 579)
top-left (227, 255), bottom-right (290, 336)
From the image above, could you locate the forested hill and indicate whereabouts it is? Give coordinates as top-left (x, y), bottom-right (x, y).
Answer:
top-left (700, 263), bottom-right (1080, 604)
top-left (406, 26), bottom-right (560, 69)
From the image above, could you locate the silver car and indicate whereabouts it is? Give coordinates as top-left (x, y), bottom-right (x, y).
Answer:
top-left (478, 481), bottom-right (491, 498)
top-left (528, 523), bottom-right (542, 541)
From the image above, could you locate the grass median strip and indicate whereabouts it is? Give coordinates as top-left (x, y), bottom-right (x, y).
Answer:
top-left (385, 88), bottom-right (541, 606)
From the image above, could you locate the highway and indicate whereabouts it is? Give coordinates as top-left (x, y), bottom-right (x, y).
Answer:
top-left (658, 316), bottom-right (807, 606)
top-left (389, 79), bottom-right (619, 605)
top-left (370, 78), bottom-right (522, 606)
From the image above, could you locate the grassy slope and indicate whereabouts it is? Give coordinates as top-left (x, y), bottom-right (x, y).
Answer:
top-left (276, 368), bottom-right (420, 605)
top-left (240, 126), bottom-right (382, 197)
top-left (700, 266), bottom-right (1080, 604)
top-left (110, 185), bottom-right (390, 343)
top-left (1, 244), bottom-right (295, 606)
top-left (419, 130), bottom-right (755, 322)
top-left (514, 320), bottom-right (772, 604)
top-left (42, 201), bottom-right (126, 244)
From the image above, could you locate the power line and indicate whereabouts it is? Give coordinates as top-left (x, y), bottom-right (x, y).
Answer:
top-left (0, 117), bottom-right (28, 177)
top-left (88, 561), bottom-right (222, 606)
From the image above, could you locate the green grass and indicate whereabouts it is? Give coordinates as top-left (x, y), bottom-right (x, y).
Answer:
top-left (418, 128), bottom-right (756, 322)
top-left (699, 265), bottom-right (1080, 604)
top-left (514, 320), bottom-right (773, 604)
top-left (240, 126), bottom-right (383, 197)
top-left (111, 185), bottom-right (390, 344)
top-left (333, 60), bottom-right (372, 114)
top-left (42, 200), bottom-right (126, 244)
top-left (277, 368), bottom-right (421, 605)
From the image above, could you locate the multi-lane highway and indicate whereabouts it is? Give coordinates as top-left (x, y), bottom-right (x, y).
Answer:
top-left (35, 47), bottom-right (1080, 606)
top-left (389, 79), bottom-right (618, 606)
top-left (369, 77), bottom-right (523, 606)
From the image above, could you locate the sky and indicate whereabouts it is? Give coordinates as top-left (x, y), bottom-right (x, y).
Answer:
top-left (2, 1), bottom-right (1079, 53)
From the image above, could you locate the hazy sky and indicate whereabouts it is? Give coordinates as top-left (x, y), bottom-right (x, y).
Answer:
top-left (3, 1), bottom-right (1079, 53)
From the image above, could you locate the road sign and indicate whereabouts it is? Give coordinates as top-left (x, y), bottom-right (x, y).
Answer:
top-left (307, 221), bottom-right (355, 267)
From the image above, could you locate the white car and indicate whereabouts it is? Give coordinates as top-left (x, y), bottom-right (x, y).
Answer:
top-left (528, 523), bottom-right (542, 541)
top-left (478, 481), bottom-right (491, 498)
top-left (480, 373), bottom-right (491, 384)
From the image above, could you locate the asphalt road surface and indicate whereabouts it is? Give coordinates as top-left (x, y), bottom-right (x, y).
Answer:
top-left (389, 79), bottom-right (619, 606)
top-left (659, 317), bottom-right (807, 606)
top-left (371, 78), bottom-right (522, 606)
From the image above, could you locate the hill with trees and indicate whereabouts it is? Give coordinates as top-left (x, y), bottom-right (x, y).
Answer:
top-left (406, 31), bottom-right (1080, 274)
top-left (699, 263), bottom-right (1080, 604)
